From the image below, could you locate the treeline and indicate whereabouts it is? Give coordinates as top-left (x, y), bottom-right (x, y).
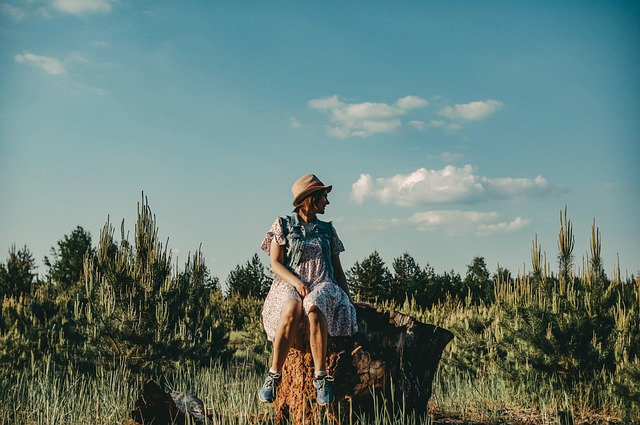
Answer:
top-left (1, 200), bottom-right (232, 377)
top-left (1, 199), bottom-right (639, 418)
top-left (0, 197), bottom-right (496, 379)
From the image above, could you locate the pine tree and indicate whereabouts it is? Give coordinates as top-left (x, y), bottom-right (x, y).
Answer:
top-left (77, 196), bottom-right (230, 374)
top-left (44, 226), bottom-right (94, 290)
top-left (225, 253), bottom-right (270, 298)
top-left (391, 253), bottom-right (437, 305)
top-left (347, 251), bottom-right (393, 302)
top-left (463, 257), bottom-right (494, 304)
top-left (501, 210), bottom-right (619, 390)
top-left (0, 245), bottom-right (39, 297)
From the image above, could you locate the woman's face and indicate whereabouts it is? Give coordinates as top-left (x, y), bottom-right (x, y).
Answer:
top-left (314, 191), bottom-right (330, 214)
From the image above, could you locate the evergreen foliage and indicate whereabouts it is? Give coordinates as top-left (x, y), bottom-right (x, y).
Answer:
top-left (500, 213), bottom-right (619, 388)
top-left (44, 226), bottom-right (94, 290)
top-left (0, 278), bottom-right (61, 373)
top-left (0, 197), bottom-right (231, 378)
top-left (225, 253), bottom-right (270, 298)
top-left (0, 245), bottom-right (39, 297)
top-left (348, 250), bottom-right (469, 308)
top-left (0, 246), bottom-right (53, 373)
top-left (463, 256), bottom-right (494, 304)
top-left (347, 251), bottom-right (393, 302)
top-left (0, 203), bottom-right (638, 421)
top-left (391, 253), bottom-right (429, 304)
top-left (78, 197), bottom-right (230, 374)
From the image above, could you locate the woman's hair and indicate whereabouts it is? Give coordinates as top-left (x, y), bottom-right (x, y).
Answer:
top-left (295, 190), bottom-right (326, 214)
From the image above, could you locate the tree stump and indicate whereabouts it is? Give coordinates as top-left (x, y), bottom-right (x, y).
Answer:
top-left (273, 304), bottom-right (454, 424)
top-left (128, 379), bottom-right (209, 425)
top-left (128, 380), bottom-right (186, 425)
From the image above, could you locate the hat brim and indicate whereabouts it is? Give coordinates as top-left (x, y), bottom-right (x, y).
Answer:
top-left (292, 185), bottom-right (332, 206)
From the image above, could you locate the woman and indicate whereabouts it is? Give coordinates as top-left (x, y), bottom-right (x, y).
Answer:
top-left (258, 174), bottom-right (358, 406)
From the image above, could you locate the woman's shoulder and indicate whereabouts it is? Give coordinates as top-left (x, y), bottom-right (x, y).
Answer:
top-left (261, 216), bottom-right (288, 251)
top-left (316, 218), bottom-right (335, 230)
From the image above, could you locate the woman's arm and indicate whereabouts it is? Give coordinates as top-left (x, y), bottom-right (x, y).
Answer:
top-left (331, 254), bottom-right (353, 303)
top-left (270, 238), bottom-right (309, 298)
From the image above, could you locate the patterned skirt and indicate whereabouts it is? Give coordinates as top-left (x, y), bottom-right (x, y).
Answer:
top-left (261, 278), bottom-right (358, 341)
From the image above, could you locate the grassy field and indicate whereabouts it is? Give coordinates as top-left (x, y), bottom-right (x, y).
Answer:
top-left (2, 273), bottom-right (637, 424)
top-left (1, 319), bottom-right (633, 425)
top-left (1, 209), bottom-right (637, 424)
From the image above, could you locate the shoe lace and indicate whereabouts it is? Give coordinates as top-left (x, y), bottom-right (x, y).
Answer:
top-left (265, 372), bottom-right (280, 390)
top-left (315, 375), bottom-right (334, 392)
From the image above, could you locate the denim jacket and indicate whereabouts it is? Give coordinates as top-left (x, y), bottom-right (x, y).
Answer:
top-left (279, 213), bottom-right (336, 283)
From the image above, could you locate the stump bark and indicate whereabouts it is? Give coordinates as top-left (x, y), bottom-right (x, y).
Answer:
top-left (273, 304), bottom-right (454, 424)
top-left (128, 379), bottom-right (209, 425)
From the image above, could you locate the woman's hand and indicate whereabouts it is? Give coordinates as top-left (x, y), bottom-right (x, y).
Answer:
top-left (270, 239), bottom-right (309, 298)
top-left (292, 280), bottom-right (309, 298)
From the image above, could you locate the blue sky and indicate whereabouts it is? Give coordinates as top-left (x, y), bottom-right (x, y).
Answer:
top-left (1, 1), bottom-right (638, 284)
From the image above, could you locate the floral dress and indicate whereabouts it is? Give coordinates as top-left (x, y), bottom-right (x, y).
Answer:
top-left (260, 215), bottom-right (358, 342)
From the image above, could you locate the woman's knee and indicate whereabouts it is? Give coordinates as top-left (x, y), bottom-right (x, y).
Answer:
top-left (281, 300), bottom-right (303, 323)
top-left (308, 307), bottom-right (326, 326)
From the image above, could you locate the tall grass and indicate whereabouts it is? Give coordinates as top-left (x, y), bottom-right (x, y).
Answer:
top-left (0, 353), bottom-right (440, 425)
top-left (1, 205), bottom-right (637, 424)
top-left (1, 332), bottom-right (632, 424)
top-left (1, 292), bottom-right (636, 423)
top-left (0, 356), bottom-right (137, 425)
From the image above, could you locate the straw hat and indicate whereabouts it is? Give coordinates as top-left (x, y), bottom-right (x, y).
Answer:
top-left (291, 174), bottom-right (332, 206)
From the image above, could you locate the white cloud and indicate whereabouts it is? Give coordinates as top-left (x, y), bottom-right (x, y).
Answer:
top-left (289, 117), bottom-right (302, 128)
top-left (438, 99), bottom-right (503, 121)
top-left (409, 119), bottom-right (461, 131)
top-left (15, 52), bottom-right (65, 75)
top-left (309, 95), bottom-right (504, 136)
top-left (477, 216), bottom-right (530, 235)
top-left (408, 210), bottom-right (530, 236)
top-left (350, 165), bottom-right (550, 206)
top-left (364, 210), bottom-right (531, 235)
top-left (308, 95), bottom-right (343, 110)
top-left (308, 95), bottom-right (428, 138)
top-left (1, 3), bottom-right (26, 20)
top-left (51, 0), bottom-right (113, 15)
top-left (395, 95), bottom-right (428, 110)
top-left (486, 175), bottom-right (550, 199)
top-left (350, 174), bottom-right (375, 205)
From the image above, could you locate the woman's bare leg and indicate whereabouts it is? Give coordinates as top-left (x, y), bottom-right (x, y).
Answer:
top-left (271, 299), bottom-right (303, 371)
top-left (308, 306), bottom-right (328, 373)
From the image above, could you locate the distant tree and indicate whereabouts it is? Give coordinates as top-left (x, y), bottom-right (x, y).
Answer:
top-left (435, 269), bottom-right (463, 301)
top-left (391, 253), bottom-right (427, 304)
top-left (0, 246), bottom-right (59, 376)
top-left (225, 253), bottom-right (270, 298)
top-left (43, 227), bottom-right (104, 372)
top-left (0, 281), bottom-right (65, 377)
top-left (413, 262), bottom-right (441, 308)
top-left (347, 251), bottom-right (393, 302)
top-left (176, 249), bottom-right (220, 292)
top-left (463, 257), bottom-right (493, 304)
top-left (44, 226), bottom-right (94, 289)
top-left (0, 245), bottom-right (39, 297)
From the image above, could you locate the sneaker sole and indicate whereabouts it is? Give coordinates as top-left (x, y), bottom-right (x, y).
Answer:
top-left (316, 398), bottom-right (334, 406)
